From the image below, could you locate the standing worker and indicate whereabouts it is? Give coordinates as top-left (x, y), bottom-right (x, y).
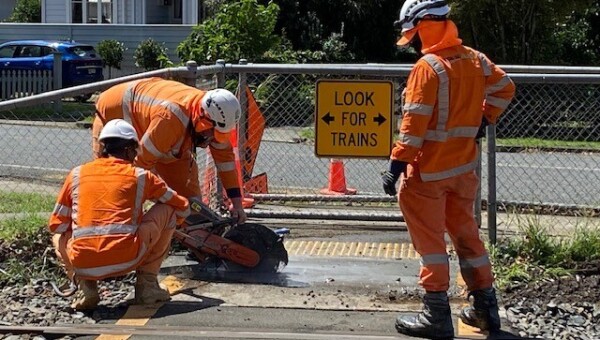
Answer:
top-left (382, 0), bottom-right (516, 338)
top-left (49, 119), bottom-right (191, 310)
top-left (93, 78), bottom-right (246, 224)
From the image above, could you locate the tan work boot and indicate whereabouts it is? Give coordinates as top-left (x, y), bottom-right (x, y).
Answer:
top-left (134, 271), bottom-right (171, 304)
top-left (71, 280), bottom-right (100, 310)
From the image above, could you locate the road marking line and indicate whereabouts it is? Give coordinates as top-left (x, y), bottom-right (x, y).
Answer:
top-left (284, 241), bottom-right (427, 259)
top-left (95, 275), bottom-right (185, 340)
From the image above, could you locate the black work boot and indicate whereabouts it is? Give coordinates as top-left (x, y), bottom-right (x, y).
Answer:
top-left (395, 291), bottom-right (454, 339)
top-left (460, 287), bottom-right (501, 332)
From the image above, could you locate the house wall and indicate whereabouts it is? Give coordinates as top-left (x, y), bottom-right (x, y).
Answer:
top-left (44, 0), bottom-right (68, 23)
top-left (0, 23), bottom-right (194, 77)
top-left (0, 0), bottom-right (17, 21)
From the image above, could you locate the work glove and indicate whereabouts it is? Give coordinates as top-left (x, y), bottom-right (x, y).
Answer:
top-left (476, 117), bottom-right (490, 139)
top-left (382, 160), bottom-right (408, 196)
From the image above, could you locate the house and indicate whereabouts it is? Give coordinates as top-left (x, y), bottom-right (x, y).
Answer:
top-left (42, 0), bottom-right (208, 25)
top-left (0, 0), bottom-right (218, 77)
top-left (0, 0), bottom-right (17, 21)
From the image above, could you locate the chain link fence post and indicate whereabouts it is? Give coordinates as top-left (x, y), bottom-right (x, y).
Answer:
top-left (183, 60), bottom-right (198, 87)
top-left (238, 59), bottom-right (248, 181)
top-left (487, 124), bottom-right (497, 245)
top-left (52, 52), bottom-right (62, 112)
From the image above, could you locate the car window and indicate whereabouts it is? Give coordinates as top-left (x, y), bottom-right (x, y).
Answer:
top-left (16, 45), bottom-right (42, 58)
top-left (68, 46), bottom-right (98, 58)
top-left (0, 46), bottom-right (17, 58)
top-left (41, 46), bottom-right (55, 57)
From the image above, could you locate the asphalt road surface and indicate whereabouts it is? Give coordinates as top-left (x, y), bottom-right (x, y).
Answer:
top-left (1, 124), bottom-right (599, 206)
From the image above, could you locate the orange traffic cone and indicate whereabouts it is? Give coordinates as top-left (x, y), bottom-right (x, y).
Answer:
top-left (320, 159), bottom-right (357, 195)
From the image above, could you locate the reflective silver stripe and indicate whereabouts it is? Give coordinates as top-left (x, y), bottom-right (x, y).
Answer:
top-left (160, 100), bottom-right (190, 127)
top-left (133, 168), bottom-right (146, 223)
top-left (216, 161), bottom-right (236, 172)
top-left (141, 134), bottom-right (183, 160)
top-left (54, 223), bottom-right (70, 234)
top-left (53, 203), bottom-right (71, 216)
top-left (159, 188), bottom-right (175, 203)
top-left (422, 54), bottom-right (449, 132)
top-left (70, 166), bottom-right (81, 222)
top-left (420, 253), bottom-right (449, 266)
top-left (425, 126), bottom-right (480, 142)
top-left (485, 76), bottom-right (511, 95)
top-left (122, 80), bottom-right (144, 125)
top-left (141, 134), bottom-right (163, 158)
top-left (176, 206), bottom-right (191, 218)
top-left (398, 133), bottom-right (424, 148)
top-left (74, 243), bottom-right (147, 278)
top-left (459, 254), bottom-right (491, 269)
top-left (486, 96), bottom-right (511, 110)
top-left (403, 103), bottom-right (434, 115)
top-left (478, 53), bottom-right (492, 76)
top-left (72, 223), bottom-right (138, 239)
top-left (210, 141), bottom-right (230, 150)
top-left (421, 159), bottom-right (478, 182)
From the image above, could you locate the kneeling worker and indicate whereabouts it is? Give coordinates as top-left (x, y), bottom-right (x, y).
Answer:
top-left (49, 119), bottom-right (191, 310)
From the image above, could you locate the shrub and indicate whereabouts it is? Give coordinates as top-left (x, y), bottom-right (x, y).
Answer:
top-left (6, 0), bottom-right (40, 23)
top-left (133, 38), bottom-right (172, 71)
top-left (97, 39), bottom-right (125, 78)
top-left (177, 0), bottom-right (280, 64)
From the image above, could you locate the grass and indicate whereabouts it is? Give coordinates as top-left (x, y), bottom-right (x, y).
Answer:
top-left (497, 138), bottom-right (600, 150)
top-left (0, 214), bottom-right (48, 241)
top-left (0, 191), bottom-right (56, 214)
top-left (299, 127), bottom-right (600, 150)
top-left (0, 101), bottom-right (95, 122)
top-left (491, 217), bottom-right (600, 289)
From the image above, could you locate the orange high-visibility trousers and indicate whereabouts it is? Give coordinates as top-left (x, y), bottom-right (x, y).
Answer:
top-left (399, 168), bottom-right (494, 292)
top-left (92, 116), bottom-right (201, 199)
top-left (53, 203), bottom-right (177, 278)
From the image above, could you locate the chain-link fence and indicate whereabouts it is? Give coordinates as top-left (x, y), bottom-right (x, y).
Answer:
top-left (1, 62), bottom-right (599, 241)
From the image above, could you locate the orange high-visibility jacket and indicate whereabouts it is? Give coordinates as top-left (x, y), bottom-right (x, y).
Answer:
top-left (48, 157), bottom-right (190, 280)
top-left (392, 23), bottom-right (515, 182)
top-left (95, 78), bottom-right (240, 192)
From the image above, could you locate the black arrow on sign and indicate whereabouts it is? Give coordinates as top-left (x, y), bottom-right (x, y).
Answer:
top-left (322, 112), bottom-right (335, 125)
top-left (373, 113), bottom-right (387, 126)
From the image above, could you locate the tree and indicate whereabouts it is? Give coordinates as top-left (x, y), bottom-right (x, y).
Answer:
top-left (177, 0), bottom-right (280, 63)
top-left (448, 0), bottom-right (593, 64)
top-left (6, 0), bottom-right (41, 23)
top-left (97, 40), bottom-right (125, 79)
top-left (133, 38), bottom-right (171, 71)
top-left (265, 0), bottom-right (402, 62)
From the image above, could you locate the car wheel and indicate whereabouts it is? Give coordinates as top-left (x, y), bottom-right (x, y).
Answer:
top-left (75, 94), bottom-right (92, 102)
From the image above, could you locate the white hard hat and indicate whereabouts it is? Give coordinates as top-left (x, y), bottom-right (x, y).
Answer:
top-left (98, 119), bottom-right (139, 143)
top-left (394, 0), bottom-right (450, 44)
top-left (200, 89), bottom-right (241, 143)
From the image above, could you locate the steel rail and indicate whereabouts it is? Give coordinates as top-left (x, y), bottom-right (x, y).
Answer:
top-left (0, 324), bottom-right (408, 339)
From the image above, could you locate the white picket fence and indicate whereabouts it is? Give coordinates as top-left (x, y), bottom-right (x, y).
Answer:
top-left (0, 69), bottom-right (54, 101)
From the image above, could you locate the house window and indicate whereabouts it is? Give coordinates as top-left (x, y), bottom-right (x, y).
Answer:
top-left (72, 0), bottom-right (83, 23)
top-left (71, 0), bottom-right (113, 24)
top-left (174, 0), bottom-right (182, 20)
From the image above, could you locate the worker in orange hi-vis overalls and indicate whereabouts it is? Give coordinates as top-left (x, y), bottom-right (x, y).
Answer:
top-left (49, 119), bottom-right (191, 310)
top-left (382, 1), bottom-right (516, 338)
top-left (92, 78), bottom-right (246, 225)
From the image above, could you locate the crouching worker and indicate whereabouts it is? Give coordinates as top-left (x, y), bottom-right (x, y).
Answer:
top-left (49, 119), bottom-right (190, 310)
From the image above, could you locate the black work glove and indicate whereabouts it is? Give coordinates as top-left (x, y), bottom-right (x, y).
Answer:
top-left (382, 160), bottom-right (408, 196)
top-left (476, 117), bottom-right (490, 139)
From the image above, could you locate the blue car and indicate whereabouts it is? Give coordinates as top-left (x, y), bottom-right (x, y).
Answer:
top-left (0, 40), bottom-right (104, 89)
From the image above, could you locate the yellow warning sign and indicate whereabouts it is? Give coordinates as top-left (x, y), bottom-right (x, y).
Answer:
top-left (315, 80), bottom-right (394, 158)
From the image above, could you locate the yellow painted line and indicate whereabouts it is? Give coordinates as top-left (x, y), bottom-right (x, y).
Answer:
top-left (95, 275), bottom-right (185, 340)
top-left (283, 241), bottom-right (428, 259)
